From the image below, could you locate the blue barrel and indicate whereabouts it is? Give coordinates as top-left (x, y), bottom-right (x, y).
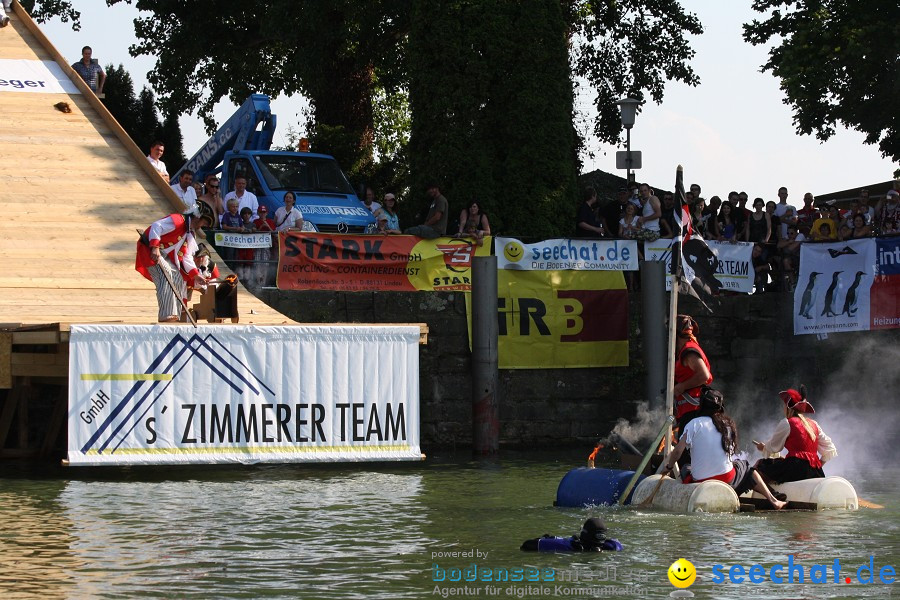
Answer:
top-left (555, 467), bottom-right (645, 507)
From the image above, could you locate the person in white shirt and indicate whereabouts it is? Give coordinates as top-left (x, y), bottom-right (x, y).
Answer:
top-left (170, 170), bottom-right (197, 211)
top-left (362, 186), bottom-right (381, 215)
top-left (273, 191), bottom-right (304, 231)
top-left (146, 141), bottom-right (168, 181)
top-left (663, 387), bottom-right (787, 510)
top-left (224, 176), bottom-right (259, 220)
top-left (773, 186), bottom-right (797, 239)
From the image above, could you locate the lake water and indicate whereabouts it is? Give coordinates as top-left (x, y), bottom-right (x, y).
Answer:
top-left (0, 452), bottom-right (896, 599)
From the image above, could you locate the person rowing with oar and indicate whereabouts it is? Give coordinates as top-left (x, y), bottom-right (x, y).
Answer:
top-left (662, 387), bottom-right (787, 510)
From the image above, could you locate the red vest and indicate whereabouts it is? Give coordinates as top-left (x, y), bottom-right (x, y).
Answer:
top-left (135, 214), bottom-right (194, 282)
top-left (785, 417), bottom-right (822, 469)
top-left (674, 340), bottom-right (713, 420)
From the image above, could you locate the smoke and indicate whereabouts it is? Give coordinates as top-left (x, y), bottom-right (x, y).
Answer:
top-left (609, 400), bottom-right (669, 446)
top-left (721, 334), bottom-right (900, 477)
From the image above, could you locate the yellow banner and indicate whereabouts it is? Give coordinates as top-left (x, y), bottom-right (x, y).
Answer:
top-left (490, 270), bottom-right (629, 368)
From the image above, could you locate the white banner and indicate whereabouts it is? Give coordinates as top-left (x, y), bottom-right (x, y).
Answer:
top-left (496, 237), bottom-right (638, 271)
top-left (643, 238), bottom-right (754, 293)
top-left (793, 239), bottom-right (876, 335)
top-left (214, 231), bottom-right (274, 248)
top-left (0, 59), bottom-right (81, 94)
top-left (67, 325), bottom-right (421, 465)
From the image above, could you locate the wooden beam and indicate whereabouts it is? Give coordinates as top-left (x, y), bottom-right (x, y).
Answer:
top-left (0, 387), bottom-right (21, 449)
top-left (39, 386), bottom-right (67, 458)
top-left (0, 333), bottom-right (10, 389)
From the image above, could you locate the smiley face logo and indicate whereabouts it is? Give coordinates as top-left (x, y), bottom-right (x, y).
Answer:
top-left (503, 241), bottom-right (524, 262)
top-left (667, 558), bottom-right (696, 588)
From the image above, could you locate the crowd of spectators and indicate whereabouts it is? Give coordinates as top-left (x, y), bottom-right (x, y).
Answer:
top-left (578, 180), bottom-right (900, 293)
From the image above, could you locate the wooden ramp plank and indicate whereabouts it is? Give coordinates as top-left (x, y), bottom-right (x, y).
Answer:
top-left (0, 5), bottom-right (296, 327)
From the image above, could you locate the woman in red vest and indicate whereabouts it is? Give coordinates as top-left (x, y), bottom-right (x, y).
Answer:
top-left (673, 315), bottom-right (713, 433)
top-left (753, 385), bottom-right (837, 483)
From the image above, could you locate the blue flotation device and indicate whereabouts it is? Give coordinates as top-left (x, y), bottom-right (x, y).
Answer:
top-left (555, 467), bottom-right (645, 507)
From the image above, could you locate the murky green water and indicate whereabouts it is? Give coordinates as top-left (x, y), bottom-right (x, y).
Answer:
top-left (0, 453), bottom-right (896, 599)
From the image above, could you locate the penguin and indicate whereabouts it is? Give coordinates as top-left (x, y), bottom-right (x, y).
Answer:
top-left (798, 272), bottom-right (821, 318)
top-left (840, 271), bottom-right (866, 317)
top-left (820, 271), bottom-right (842, 317)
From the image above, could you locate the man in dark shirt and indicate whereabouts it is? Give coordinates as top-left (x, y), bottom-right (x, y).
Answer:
top-left (576, 187), bottom-right (607, 237)
top-left (405, 182), bottom-right (449, 239)
top-left (601, 187), bottom-right (629, 235)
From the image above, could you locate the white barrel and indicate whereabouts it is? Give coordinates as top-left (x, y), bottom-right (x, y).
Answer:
top-left (632, 474), bottom-right (740, 513)
top-left (754, 476), bottom-right (858, 510)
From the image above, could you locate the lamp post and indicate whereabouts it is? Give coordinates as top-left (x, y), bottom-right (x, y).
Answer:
top-left (616, 97), bottom-right (640, 184)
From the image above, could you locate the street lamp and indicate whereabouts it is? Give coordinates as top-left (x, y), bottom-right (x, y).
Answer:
top-left (616, 97), bottom-right (640, 184)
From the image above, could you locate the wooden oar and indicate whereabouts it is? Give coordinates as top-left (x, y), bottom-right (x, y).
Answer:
top-left (638, 474), bottom-right (669, 507)
top-left (858, 499), bottom-right (884, 509)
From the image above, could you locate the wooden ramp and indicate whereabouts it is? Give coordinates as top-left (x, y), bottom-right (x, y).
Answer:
top-left (0, 4), bottom-right (292, 327)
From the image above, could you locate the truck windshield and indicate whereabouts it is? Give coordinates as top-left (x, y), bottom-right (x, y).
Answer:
top-left (254, 155), bottom-right (356, 195)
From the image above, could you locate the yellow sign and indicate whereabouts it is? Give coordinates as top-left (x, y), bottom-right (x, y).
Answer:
top-left (492, 270), bottom-right (628, 369)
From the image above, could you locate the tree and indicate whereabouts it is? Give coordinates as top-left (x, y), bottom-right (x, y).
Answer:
top-left (569, 0), bottom-right (703, 148)
top-left (102, 64), bottom-right (140, 138)
top-left (28, 1), bottom-right (704, 238)
top-left (408, 0), bottom-right (579, 239)
top-left (19, 0), bottom-right (79, 26)
top-left (744, 0), bottom-right (900, 161)
top-left (103, 0), bottom-right (409, 182)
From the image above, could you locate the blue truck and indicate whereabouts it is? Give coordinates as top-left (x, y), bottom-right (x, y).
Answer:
top-left (172, 94), bottom-right (376, 234)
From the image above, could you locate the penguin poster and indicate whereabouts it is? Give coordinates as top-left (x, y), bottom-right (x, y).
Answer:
top-left (794, 238), bottom-right (876, 335)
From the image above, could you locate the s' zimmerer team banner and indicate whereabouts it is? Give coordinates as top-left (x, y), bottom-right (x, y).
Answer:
top-left (792, 238), bottom-right (888, 335)
top-left (643, 238), bottom-right (754, 293)
top-left (277, 233), bottom-right (492, 292)
top-left (496, 237), bottom-right (638, 270)
top-left (495, 269), bottom-right (628, 368)
top-left (68, 325), bottom-right (421, 466)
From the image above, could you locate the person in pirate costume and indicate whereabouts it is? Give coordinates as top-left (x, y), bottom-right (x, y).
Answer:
top-left (754, 385), bottom-right (837, 484)
top-left (520, 518), bottom-right (623, 552)
top-left (136, 200), bottom-right (216, 322)
top-left (671, 314), bottom-right (713, 472)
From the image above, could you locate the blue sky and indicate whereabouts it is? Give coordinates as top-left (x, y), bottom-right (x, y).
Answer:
top-left (43, 0), bottom-right (896, 202)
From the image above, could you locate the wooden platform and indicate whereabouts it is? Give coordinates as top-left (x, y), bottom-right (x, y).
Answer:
top-left (0, 6), bottom-right (428, 460)
top-left (0, 4), bottom-right (292, 328)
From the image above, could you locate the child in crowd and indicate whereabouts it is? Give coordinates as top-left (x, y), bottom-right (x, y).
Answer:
top-left (521, 518), bottom-right (623, 552)
top-left (235, 207), bottom-right (256, 282)
top-left (219, 198), bottom-right (242, 263)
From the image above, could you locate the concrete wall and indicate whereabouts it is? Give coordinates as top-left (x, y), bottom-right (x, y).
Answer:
top-left (258, 288), bottom-right (900, 451)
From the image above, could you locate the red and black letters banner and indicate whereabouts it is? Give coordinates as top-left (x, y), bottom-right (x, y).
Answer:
top-left (277, 233), bottom-right (493, 292)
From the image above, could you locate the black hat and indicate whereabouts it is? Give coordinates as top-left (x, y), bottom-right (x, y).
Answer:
top-left (579, 518), bottom-right (607, 547)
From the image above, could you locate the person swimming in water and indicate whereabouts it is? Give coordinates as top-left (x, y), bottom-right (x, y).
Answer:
top-left (520, 517), bottom-right (623, 552)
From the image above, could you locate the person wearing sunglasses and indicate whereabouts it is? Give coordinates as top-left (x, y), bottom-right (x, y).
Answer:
top-left (199, 174), bottom-right (225, 220)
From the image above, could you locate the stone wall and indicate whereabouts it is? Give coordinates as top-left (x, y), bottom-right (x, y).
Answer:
top-left (258, 288), bottom-right (900, 452)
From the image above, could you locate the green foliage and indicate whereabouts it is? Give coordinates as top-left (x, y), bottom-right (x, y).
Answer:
top-left (570, 0), bottom-right (703, 145)
top-left (19, 0), bottom-right (80, 27)
top-left (31, 1), bottom-right (703, 239)
top-left (101, 64), bottom-right (186, 172)
top-left (408, 0), bottom-right (578, 239)
top-left (744, 0), bottom-right (900, 161)
top-left (102, 64), bottom-right (140, 137)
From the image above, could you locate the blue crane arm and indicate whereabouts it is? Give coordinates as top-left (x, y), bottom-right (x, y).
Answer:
top-left (171, 94), bottom-right (277, 184)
